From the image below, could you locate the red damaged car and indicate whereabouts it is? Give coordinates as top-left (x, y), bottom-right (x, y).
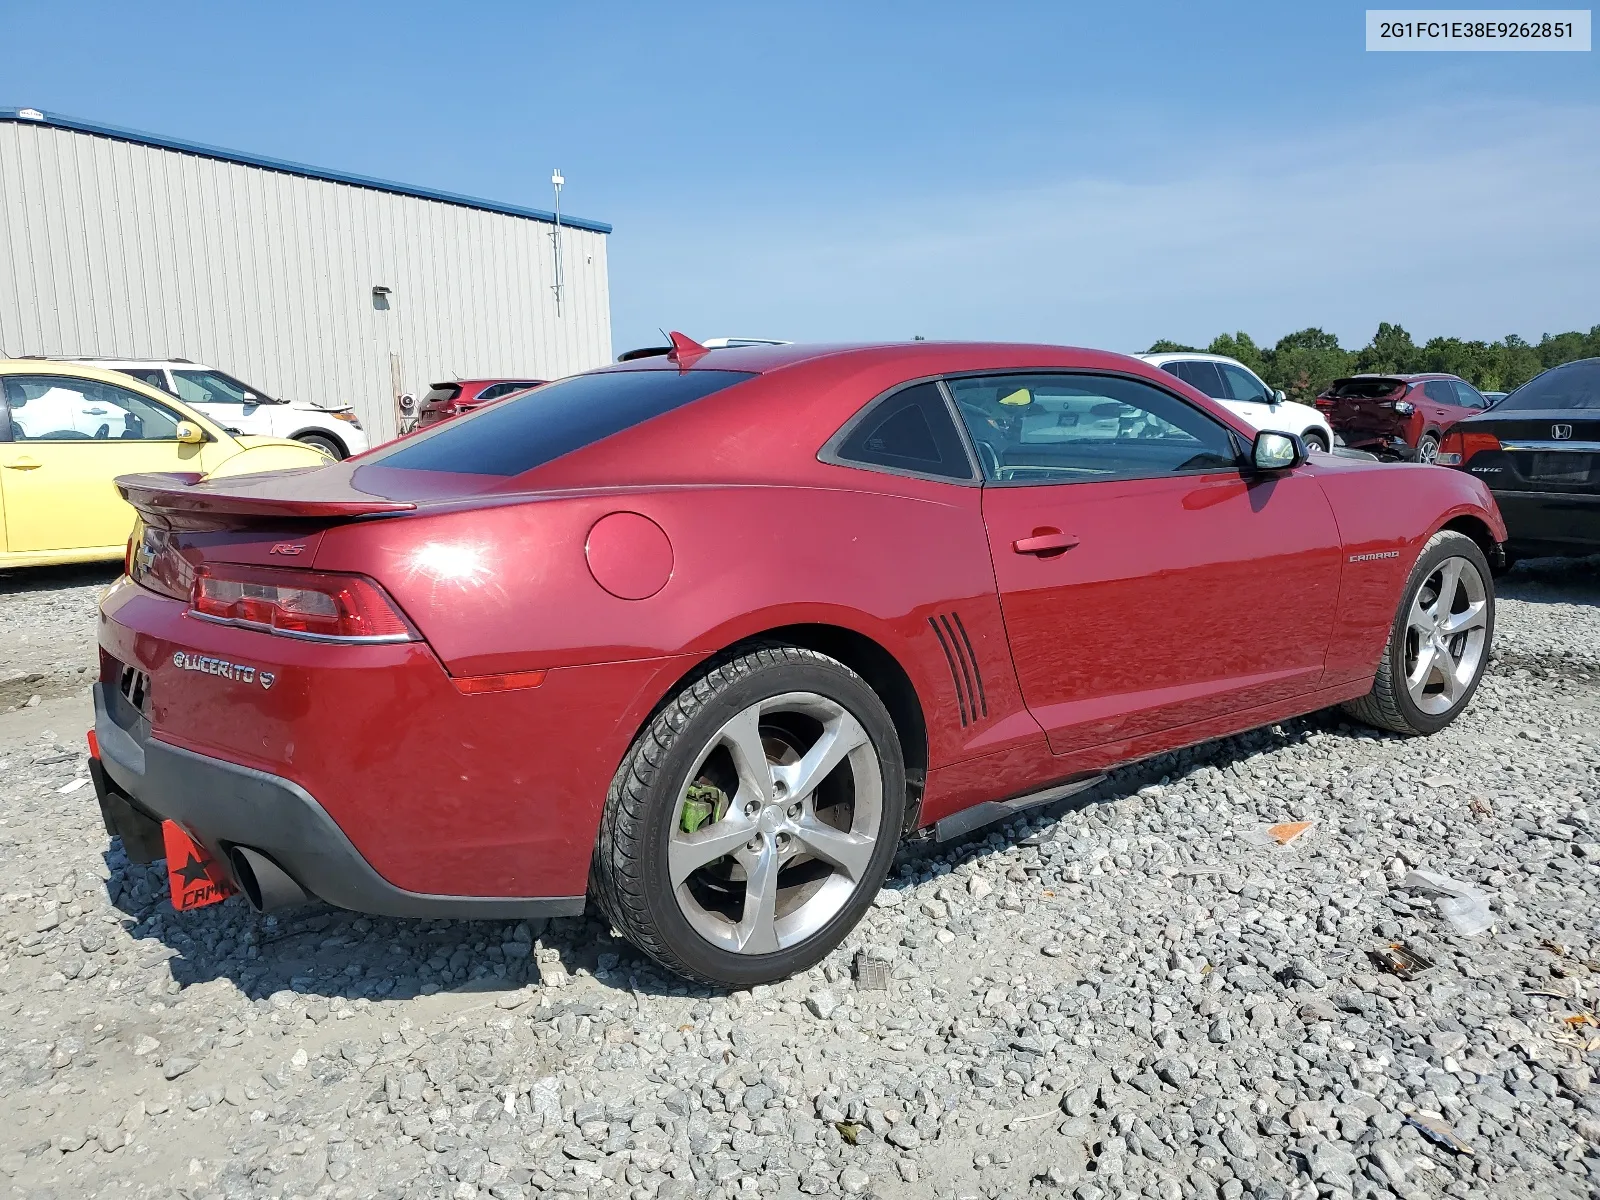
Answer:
top-left (415, 377), bottom-right (547, 428)
top-left (92, 338), bottom-right (1505, 986)
top-left (1314, 373), bottom-right (1494, 462)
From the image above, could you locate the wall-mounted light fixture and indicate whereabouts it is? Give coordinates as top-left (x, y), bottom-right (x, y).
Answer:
top-left (372, 285), bottom-right (392, 311)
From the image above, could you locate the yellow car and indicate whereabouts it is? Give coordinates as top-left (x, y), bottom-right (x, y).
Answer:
top-left (1, 360), bottom-right (332, 569)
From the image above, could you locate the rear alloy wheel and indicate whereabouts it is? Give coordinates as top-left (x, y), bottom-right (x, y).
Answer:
top-left (1342, 530), bottom-right (1494, 735)
top-left (591, 646), bottom-right (904, 987)
top-left (1303, 430), bottom-right (1330, 454)
top-left (1415, 433), bottom-right (1440, 464)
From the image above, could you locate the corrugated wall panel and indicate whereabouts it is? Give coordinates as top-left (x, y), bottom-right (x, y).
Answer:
top-left (0, 122), bottom-right (612, 444)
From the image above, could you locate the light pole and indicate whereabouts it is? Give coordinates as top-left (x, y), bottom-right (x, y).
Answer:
top-left (550, 169), bottom-right (565, 317)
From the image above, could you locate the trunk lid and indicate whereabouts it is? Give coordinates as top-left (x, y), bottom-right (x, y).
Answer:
top-left (1316, 377), bottom-right (1410, 437)
top-left (1469, 408), bottom-right (1600, 492)
top-left (115, 459), bottom-right (506, 597)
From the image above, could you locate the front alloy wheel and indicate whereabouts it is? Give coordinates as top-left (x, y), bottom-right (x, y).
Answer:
top-left (592, 646), bottom-right (904, 987)
top-left (1401, 555), bottom-right (1490, 716)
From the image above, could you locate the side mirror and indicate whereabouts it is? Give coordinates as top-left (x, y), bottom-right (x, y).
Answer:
top-left (1252, 430), bottom-right (1304, 472)
top-left (1273, 389), bottom-right (1287, 404)
top-left (174, 422), bottom-right (207, 445)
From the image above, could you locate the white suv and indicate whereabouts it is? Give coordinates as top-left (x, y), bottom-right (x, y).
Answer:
top-left (1138, 352), bottom-right (1334, 453)
top-left (57, 359), bottom-right (368, 459)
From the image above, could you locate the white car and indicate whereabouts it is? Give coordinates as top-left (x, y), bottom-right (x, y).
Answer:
top-left (1138, 352), bottom-right (1334, 453)
top-left (54, 358), bottom-right (368, 459)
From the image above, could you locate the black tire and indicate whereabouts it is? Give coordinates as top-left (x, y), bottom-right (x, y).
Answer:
top-left (1303, 430), bottom-right (1329, 454)
top-left (1341, 530), bottom-right (1494, 735)
top-left (591, 645), bottom-right (905, 987)
top-left (1415, 432), bottom-right (1440, 464)
top-left (295, 432), bottom-right (345, 460)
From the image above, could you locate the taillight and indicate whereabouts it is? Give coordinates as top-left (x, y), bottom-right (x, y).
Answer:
top-left (124, 519), bottom-right (140, 577)
top-left (1436, 430), bottom-right (1501, 467)
top-left (191, 564), bottom-right (416, 643)
top-left (1391, 400), bottom-right (1415, 415)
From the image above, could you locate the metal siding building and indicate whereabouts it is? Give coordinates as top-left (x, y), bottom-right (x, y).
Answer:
top-left (0, 109), bottom-right (612, 442)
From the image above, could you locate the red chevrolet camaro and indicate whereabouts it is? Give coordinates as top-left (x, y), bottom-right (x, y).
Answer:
top-left (92, 339), bottom-right (1505, 986)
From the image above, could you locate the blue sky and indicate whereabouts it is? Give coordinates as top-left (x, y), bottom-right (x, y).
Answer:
top-left (5, 1), bottom-right (1597, 357)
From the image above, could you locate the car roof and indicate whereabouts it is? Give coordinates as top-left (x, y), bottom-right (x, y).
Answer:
top-left (16, 356), bottom-right (204, 368)
top-left (600, 340), bottom-right (1160, 376)
top-left (1343, 372), bottom-right (1461, 382)
top-left (1136, 351), bottom-right (1251, 367)
top-left (494, 340), bottom-right (1262, 494)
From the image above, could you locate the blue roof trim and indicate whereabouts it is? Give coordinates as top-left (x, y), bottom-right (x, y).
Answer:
top-left (0, 107), bottom-right (612, 235)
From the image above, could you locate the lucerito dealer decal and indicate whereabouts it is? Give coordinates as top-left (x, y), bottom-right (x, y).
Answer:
top-left (172, 650), bottom-right (275, 690)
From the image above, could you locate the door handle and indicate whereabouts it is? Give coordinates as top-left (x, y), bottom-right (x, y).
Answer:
top-left (2, 457), bottom-right (41, 470)
top-left (1012, 530), bottom-right (1080, 555)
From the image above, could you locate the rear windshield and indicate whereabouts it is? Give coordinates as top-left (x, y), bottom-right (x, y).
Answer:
top-left (377, 369), bottom-right (756, 476)
top-left (1324, 378), bottom-right (1404, 399)
top-left (1496, 359), bottom-right (1600, 412)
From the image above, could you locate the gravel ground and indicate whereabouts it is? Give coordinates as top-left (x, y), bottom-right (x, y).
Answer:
top-left (1, 559), bottom-right (1597, 1200)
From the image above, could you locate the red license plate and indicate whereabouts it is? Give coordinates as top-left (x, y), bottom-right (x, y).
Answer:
top-left (162, 822), bottom-right (237, 911)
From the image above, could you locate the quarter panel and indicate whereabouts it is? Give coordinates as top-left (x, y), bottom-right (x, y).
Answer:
top-left (312, 481), bottom-right (1042, 772)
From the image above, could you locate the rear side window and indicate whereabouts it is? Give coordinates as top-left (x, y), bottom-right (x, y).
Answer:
top-left (117, 368), bottom-right (172, 393)
top-left (376, 369), bottom-right (756, 476)
top-left (1423, 380), bottom-right (1456, 404)
top-left (1169, 360), bottom-right (1228, 399)
top-left (832, 383), bottom-right (973, 480)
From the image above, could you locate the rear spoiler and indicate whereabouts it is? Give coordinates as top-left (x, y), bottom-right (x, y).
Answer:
top-left (116, 471), bottom-right (417, 523)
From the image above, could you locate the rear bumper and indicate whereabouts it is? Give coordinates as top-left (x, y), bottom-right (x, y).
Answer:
top-left (1492, 489), bottom-right (1600, 557)
top-left (93, 682), bottom-right (583, 919)
top-left (1336, 432), bottom-right (1418, 461)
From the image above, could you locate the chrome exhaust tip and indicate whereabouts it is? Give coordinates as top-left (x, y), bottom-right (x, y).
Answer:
top-left (228, 846), bottom-right (310, 913)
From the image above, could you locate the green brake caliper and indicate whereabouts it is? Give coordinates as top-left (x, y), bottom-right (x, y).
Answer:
top-left (680, 782), bottom-right (729, 833)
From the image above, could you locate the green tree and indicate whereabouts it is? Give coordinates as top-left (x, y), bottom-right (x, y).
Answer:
top-left (1354, 322), bottom-right (1420, 375)
top-left (1158, 322), bottom-right (1595, 397)
top-left (1262, 328), bottom-right (1352, 401)
top-left (1207, 331), bottom-right (1267, 377)
top-left (1538, 330), bottom-right (1587, 369)
top-left (1145, 339), bottom-right (1197, 353)
top-left (1418, 337), bottom-right (1494, 387)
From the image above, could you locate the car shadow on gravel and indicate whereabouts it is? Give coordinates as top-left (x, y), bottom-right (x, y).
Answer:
top-left (1496, 554), bottom-right (1600, 608)
top-left (100, 847), bottom-right (728, 1007)
top-left (99, 709), bottom-right (1370, 1007)
top-left (0, 562), bottom-right (121, 593)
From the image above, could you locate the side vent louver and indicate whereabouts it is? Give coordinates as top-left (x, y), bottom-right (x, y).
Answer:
top-left (928, 612), bottom-right (988, 727)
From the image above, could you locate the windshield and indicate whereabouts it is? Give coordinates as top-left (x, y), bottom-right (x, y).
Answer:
top-left (374, 368), bottom-right (756, 476)
top-left (1495, 359), bottom-right (1600, 412)
top-left (173, 369), bottom-right (279, 406)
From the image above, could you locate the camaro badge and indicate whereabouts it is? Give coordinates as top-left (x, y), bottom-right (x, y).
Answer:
top-left (172, 649), bottom-right (272, 688)
top-left (1348, 550), bottom-right (1400, 563)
